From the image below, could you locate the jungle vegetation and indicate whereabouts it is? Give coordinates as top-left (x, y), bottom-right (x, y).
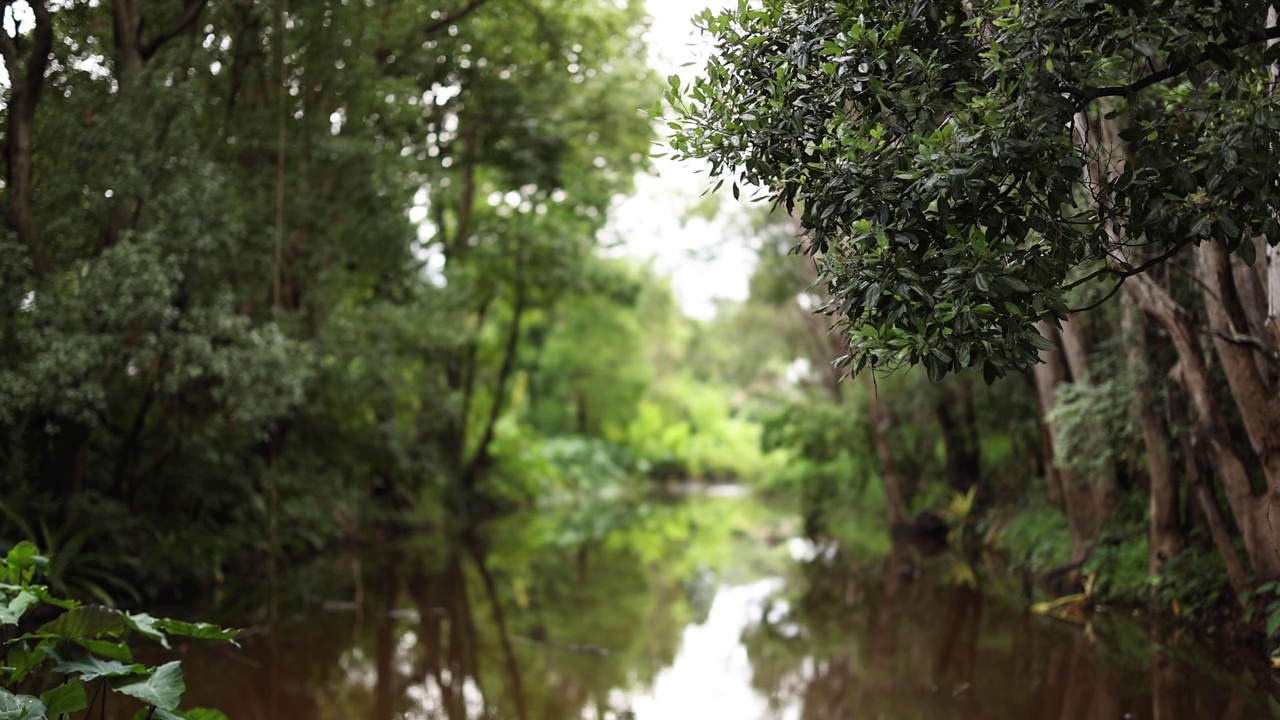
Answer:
top-left (4, 0), bottom-right (1280, 688)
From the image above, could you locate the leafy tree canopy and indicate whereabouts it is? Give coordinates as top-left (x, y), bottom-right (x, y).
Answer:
top-left (667, 0), bottom-right (1280, 380)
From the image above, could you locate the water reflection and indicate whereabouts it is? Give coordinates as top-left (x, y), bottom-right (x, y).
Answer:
top-left (167, 495), bottom-right (1274, 720)
top-left (743, 541), bottom-right (1273, 720)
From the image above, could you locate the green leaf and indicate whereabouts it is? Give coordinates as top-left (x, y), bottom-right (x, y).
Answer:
top-left (124, 613), bottom-right (170, 648)
top-left (4, 543), bottom-right (46, 586)
top-left (39, 681), bottom-right (87, 717)
top-left (27, 587), bottom-right (75, 611)
top-left (1267, 610), bottom-right (1280, 638)
top-left (1219, 213), bottom-right (1241, 240)
top-left (0, 591), bottom-right (38, 626)
top-left (1027, 332), bottom-right (1057, 352)
top-left (1237, 235), bottom-right (1256, 266)
top-left (31, 606), bottom-right (126, 641)
top-left (110, 661), bottom-right (185, 711)
top-left (156, 620), bottom-right (239, 645)
top-left (0, 689), bottom-right (45, 720)
top-left (53, 655), bottom-right (146, 682)
top-left (3, 646), bottom-right (45, 685)
top-left (74, 639), bottom-right (133, 662)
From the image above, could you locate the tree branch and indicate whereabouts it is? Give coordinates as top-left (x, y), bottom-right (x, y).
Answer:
top-left (1064, 237), bottom-right (1191, 290)
top-left (1212, 328), bottom-right (1280, 368)
top-left (1070, 25), bottom-right (1280, 106)
top-left (141, 0), bottom-right (211, 60)
top-left (422, 0), bottom-right (491, 38)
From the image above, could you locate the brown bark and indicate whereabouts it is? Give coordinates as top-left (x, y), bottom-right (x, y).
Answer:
top-left (1058, 316), bottom-right (1119, 519)
top-left (1032, 321), bottom-right (1100, 562)
top-left (1122, 294), bottom-right (1182, 574)
top-left (1199, 241), bottom-right (1280, 489)
top-left (1197, 242), bottom-right (1280, 578)
top-left (1184, 428), bottom-right (1250, 597)
top-left (869, 383), bottom-right (907, 525)
top-left (0, 0), bottom-right (54, 277)
top-left (114, 0), bottom-right (210, 87)
top-left (1129, 271), bottom-right (1280, 579)
top-left (936, 376), bottom-right (981, 496)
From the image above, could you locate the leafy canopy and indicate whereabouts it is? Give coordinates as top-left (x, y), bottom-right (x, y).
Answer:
top-left (667, 0), bottom-right (1280, 380)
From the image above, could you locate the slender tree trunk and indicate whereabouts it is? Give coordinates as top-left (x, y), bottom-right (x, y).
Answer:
top-left (1032, 321), bottom-right (1099, 563)
top-left (1199, 241), bottom-right (1280, 489)
top-left (1131, 270), bottom-right (1280, 579)
top-left (868, 383), bottom-right (907, 525)
top-left (0, 0), bottom-right (55, 277)
top-left (1122, 294), bottom-right (1182, 574)
top-left (1184, 430), bottom-right (1250, 597)
top-left (937, 377), bottom-right (982, 497)
top-left (1057, 314), bottom-right (1120, 518)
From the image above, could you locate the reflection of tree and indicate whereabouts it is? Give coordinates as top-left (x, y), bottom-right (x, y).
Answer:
top-left (171, 499), bottom-right (710, 720)
top-left (741, 539), bottom-right (1272, 720)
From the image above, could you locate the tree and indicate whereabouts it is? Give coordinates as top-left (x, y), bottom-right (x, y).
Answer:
top-left (668, 0), bottom-right (1280, 578)
top-left (666, 0), bottom-right (1280, 381)
top-left (0, 0), bottom-right (658, 589)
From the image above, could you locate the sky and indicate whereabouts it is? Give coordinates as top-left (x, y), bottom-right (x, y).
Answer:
top-left (604, 0), bottom-right (757, 321)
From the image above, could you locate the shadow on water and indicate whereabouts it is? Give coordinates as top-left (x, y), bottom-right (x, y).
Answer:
top-left (159, 492), bottom-right (1276, 720)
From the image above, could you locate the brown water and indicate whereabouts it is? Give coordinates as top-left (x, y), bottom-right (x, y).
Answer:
top-left (166, 492), bottom-right (1275, 720)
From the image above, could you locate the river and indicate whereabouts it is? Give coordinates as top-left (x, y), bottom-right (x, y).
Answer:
top-left (168, 489), bottom-right (1274, 719)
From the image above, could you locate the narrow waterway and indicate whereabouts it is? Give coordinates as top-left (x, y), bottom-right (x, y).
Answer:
top-left (170, 489), bottom-right (1274, 719)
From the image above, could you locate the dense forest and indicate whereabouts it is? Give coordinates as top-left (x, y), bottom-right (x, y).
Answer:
top-left (6, 0), bottom-right (1280, 717)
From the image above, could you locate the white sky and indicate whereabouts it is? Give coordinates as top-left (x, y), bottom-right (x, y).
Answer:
top-left (603, 0), bottom-right (757, 321)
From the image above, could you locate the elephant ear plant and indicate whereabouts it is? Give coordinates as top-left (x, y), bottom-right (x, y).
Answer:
top-left (1, 542), bottom-right (236, 720)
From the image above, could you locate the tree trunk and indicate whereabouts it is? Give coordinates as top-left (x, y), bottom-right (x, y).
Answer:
top-left (1198, 241), bottom-right (1280, 489)
top-left (0, 0), bottom-right (55, 277)
top-left (1032, 321), bottom-right (1100, 563)
top-left (1129, 271), bottom-right (1280, 579)
top-left (937, 376), bottom-right (982, 499)
top-left (1057, 314), bottom-right (1120, 519)
top-left (868, 384), bottom-right (907, 525)
top-left (1184, 429), bottom-right (1250, 597)
top-left (1121, 294), bottom-right (1182, 574)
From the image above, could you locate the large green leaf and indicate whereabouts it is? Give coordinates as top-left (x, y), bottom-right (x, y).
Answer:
top-left (110, 661), bottom-right (184, 711)
top-left (4, 645), bottom-right (46, 684)
top-left (53, 655), bottom-right (146, 682)
top-left (24, 586), bottom-right (77, 611)
top-left (74, 639), bottom-right (133, 662)
top-left (3, 542), bottom-right (45, 585)
top-left (0, 591), bottom-right (38, 626)
top-left (156, 619), bottom-right (239, 645)
top-left (124, 613), bottom-right (169, 648)
top-left (32, 606), bottom-right (125, 641)
top-left (0, 689), bottom-right (45, 720)
top-left (39, 681), bottom-right (87, 717)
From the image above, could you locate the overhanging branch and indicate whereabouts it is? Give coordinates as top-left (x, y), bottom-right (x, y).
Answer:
top-left (1067, 25), bottom-right (1280, 106)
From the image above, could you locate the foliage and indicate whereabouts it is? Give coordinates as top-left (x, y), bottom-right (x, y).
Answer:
top-left (1154, 541), bottom-right (1234, 621)
top-left (0, 543), bottom-right (235, 719)
top-left (760, 396), bottom-right (886, 544)
top-left (666, 0), bottom-right (1280, 380)
top-left (1083, 530), bottom-right (1151, 604)
top-left (0, 0), bottom-right (661, 590)
top-left (1046, 359), bottom-right (1135, 481)
top-left (994, 501), bottom-right (1073, 575)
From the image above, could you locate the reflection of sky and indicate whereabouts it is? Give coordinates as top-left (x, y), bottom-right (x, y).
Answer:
top-left (604, 0), bottom-right (756, 321)
top-left (626, 578), bottom-right (799, 720)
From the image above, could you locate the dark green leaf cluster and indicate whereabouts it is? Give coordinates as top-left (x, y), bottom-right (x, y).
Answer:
top-left (1, 543), bottom-right (235, 720)
top-left (668, 0), bottom-right (1280, 379)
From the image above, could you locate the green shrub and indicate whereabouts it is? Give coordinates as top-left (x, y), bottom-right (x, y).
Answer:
top-left (995, 501), bottom-right (1073, 574)
top-left (0, 542), bottom-right (236, 719)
